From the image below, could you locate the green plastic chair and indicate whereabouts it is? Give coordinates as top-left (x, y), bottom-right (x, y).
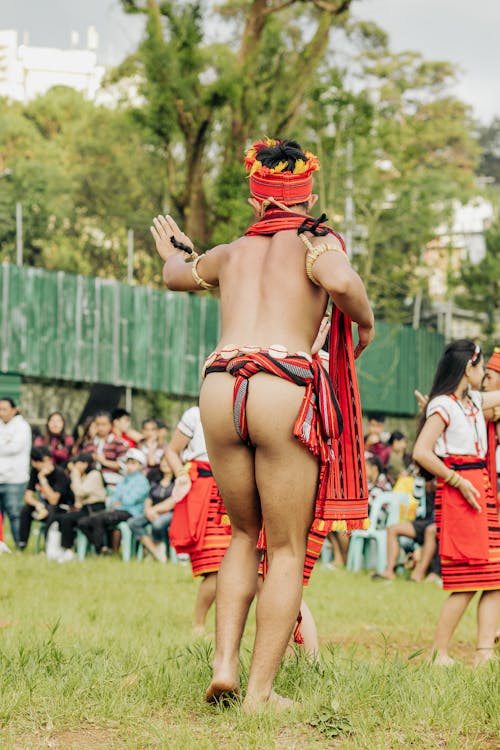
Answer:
top-left (346, 491), bottom-right (411, 574)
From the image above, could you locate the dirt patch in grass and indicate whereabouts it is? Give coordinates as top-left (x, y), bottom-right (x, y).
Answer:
top-left (13, 728), bottom-right (120, 750)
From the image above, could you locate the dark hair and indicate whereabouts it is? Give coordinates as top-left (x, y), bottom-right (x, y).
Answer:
top-left (142, 418), bottom-right (158, 428)
top-left (45, 411), bottom-right (67, 441)
top-left (257, 138), bottom-right (310, 211)
top-left (111, 408), bottom-right (130, 421)
top-left (156, 419), bottom-right (167, 430)
top-left (0, 397), bottom-right (16, 408)
top-left (257, 138), bottom-right (307, 172)
top-left (31, 446), bottom-right (52, 462)
top-left (366, 456), bottom-right (382, 473)
top-left (389, 431), bottom-right (405, 445)
top-left (74, 416), bottom-right (96, 451)
top-left (70, 451), bottom-right (94, 473)
top-left (94, 411), bottom-right (111, 421)
top-left (368, 412), bottom-right (386, 424)
top-left (416, 339), bottom-right (482, 440)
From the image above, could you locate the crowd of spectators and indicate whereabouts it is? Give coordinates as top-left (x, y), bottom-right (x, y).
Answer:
top-left (0, 398), bottom-right (438, 580)
top-left (0, 401), bottom-right (180, 563)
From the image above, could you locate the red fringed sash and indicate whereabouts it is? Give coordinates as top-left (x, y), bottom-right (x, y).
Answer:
top-left (244, 208), bottom-right (369, 525)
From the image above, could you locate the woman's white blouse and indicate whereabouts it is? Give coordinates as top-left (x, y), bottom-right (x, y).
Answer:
top-left (426, 391), bottom-right (487, 458)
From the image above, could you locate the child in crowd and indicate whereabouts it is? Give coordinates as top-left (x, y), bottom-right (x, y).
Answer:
top-left (33, 412), bottom-right (74, 468)
top-left (78, 448), bottom-right (149, 554)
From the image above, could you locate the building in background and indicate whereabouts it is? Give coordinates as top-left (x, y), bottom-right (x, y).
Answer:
top-left (0, 27), bottom-right (104, 103)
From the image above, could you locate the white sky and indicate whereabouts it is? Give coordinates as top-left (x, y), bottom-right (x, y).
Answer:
top-left (0, 0), bottom-right (498, 123)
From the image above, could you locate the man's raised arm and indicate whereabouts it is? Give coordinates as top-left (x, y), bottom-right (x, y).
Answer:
top-left (150, 214), bottom-right (222, 292)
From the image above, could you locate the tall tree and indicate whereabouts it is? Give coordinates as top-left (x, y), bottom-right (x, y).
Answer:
top-left (456, 219), bottom-right (500, 345)
top-left (119, 0), bottom-right (356, 244)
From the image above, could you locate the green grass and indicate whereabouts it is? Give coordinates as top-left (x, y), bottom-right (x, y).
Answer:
top-left (0, 553), bottom-right (498, 749)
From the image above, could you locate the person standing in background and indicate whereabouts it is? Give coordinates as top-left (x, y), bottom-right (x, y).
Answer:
top-left (0, 398), bottom-right (31, 547)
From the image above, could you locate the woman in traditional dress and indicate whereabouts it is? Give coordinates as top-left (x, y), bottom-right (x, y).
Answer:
top-left (413, 340), bottom-right (500, 665)
top-left (165, 406), bottom-right (232, 635)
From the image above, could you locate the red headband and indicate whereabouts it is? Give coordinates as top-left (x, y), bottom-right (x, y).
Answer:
top-left (486, 348), bottom-right (500, 373)
top-left (245, 138), bottom-right (319, 206)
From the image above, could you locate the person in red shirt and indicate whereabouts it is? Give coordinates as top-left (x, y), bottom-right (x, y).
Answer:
top-left (33, 412), bottom-right (74, 468)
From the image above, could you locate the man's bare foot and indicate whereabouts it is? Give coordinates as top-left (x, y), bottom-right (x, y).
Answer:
top-left (192, 624), bottom-right (205, 637)
top-left (205, 679), bottom-right (240, 705)
top-left (473, 648), bottom-right (496, 666)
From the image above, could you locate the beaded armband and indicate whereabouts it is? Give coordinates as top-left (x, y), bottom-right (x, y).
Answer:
top-left (298, 233), bottom-right (348, 286)
top-left (191, 254), bottom-right (218, 290)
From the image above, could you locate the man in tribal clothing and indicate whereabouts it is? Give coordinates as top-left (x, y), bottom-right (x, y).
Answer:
top-left (151, 138), bottom-right (374, 712)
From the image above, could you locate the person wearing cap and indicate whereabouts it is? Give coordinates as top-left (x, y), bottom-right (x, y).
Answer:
top-left (151, 137), bottom-right (373, 711)
top-left (78, 448), bottom-right (150, 554)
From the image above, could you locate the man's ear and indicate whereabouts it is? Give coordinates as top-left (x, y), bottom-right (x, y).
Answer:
top-left (248, 197), bottom-right (263, 217)
top-left (308, 194), bottom-right (319, 211)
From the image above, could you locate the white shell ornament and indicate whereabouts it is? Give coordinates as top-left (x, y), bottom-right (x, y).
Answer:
top-left (268, 344), bottom-right (288, 359)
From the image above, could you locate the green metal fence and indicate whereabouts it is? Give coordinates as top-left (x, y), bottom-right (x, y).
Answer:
top-left (356, 322), bottom-right (444, 416)
top-left (0, 263), bottom-right (444, 411)
top-left (0, 263), bottom-right (220, 397)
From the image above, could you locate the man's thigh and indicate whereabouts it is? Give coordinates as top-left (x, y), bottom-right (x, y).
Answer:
top-left (246, 375), bottom-right (318, 551)
top-left (200, 373), bottom-right (261, 535)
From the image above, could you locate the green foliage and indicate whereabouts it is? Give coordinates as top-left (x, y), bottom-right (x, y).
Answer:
top-left (456, 218), bottom-right (500, 345)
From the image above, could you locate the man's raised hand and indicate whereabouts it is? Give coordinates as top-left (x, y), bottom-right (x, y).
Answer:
top-left (150, 215), bottom-right (194, 261)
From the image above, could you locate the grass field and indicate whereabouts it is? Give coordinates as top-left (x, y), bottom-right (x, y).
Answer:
top-left (0, 551), bottom-right (498, 750)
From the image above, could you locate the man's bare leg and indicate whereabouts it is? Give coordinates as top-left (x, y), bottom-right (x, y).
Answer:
top-left (475, 589), bottom-right (500, 664)
top-left (201, 373), bottom-right (318, 710)
top-left (242, 375), bottom-right (318, 711)
top-left (200, 374), bottom-right (262, 702)
top-left (378, 521), bottom-right (415, 580)
top-left (431, 591), bottom-right (475, 665)
top-left (410, 524), bottom-right (437, 582)
top-left (193, 572), bottom-right (217, 635)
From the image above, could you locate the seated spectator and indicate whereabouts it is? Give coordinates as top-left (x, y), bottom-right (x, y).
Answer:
top-left (386, 431), bottom-right (411, 484)
top-left (19, 447), bottom-right (74, 550)
top-left (364, 412), bottom-right (391, 468)
top-left (56, 452), bottom-right (107, 563)
top-left (78, 448), bottom-right (149, 554)
top-left (128, 453), bottom-right (176, 562)
top-left (373, 480), bottom-right (440, 582)
top-left (73, 416), bottom-right (97, 455)
top-left (366, 456), bottom-right (392, 504)
top-left (111, 408), bottom-right (142, 448)
top-left (138, 418), bottom-right (164, 475)
top-left (33, 412), bottom-right (74, 468)
top-left (81, 411), bottom-right (128, 489)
